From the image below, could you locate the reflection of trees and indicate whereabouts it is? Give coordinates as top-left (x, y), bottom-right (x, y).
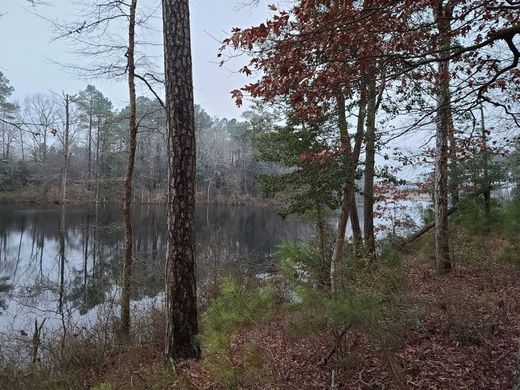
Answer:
top-left (0, 276), bottom-right (12, 311)
top-left (0, 205), bottom-right (312, 322)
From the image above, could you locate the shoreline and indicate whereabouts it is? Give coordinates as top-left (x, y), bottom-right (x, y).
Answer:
top-left (0, 191), bottom-right (282, 208)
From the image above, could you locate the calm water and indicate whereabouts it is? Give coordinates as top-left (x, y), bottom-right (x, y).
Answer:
top-left (0, 205), bottom-right (314, 332)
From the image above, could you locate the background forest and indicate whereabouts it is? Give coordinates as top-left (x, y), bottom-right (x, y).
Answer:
top-left (0, 78), bottom-right (270, 205)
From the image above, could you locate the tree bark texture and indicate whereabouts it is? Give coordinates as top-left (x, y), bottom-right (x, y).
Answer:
top-left (162, 0), bottom-right (199, 361)
top-left (434, 0), bottom-right (453, 274)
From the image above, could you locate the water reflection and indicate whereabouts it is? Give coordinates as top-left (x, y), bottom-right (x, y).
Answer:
top-left (0, 205), bottom-right (313, 332)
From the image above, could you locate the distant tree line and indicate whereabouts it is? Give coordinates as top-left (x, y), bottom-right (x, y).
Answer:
top-left (0, 73), bottom-right (270, 204)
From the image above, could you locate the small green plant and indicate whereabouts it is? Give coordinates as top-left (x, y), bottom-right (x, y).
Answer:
top-left (277, 240), bottom-right (326, 288)
top-left (201, 277), bottom-right (275, 389)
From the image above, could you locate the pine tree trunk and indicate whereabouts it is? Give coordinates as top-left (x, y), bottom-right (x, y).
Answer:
top-left (434, 1), bottom-right (453, 274)
top-left (364, 70), bottom-right (377, 258)
top-left (163, 0), bottom-right (199, 361)
top-left (120, 0), bottom-right (138, 339)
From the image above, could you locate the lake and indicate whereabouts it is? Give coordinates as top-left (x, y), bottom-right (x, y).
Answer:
top-left (0, 205), bottom-right (315, 333)
top-left (0, 200), bottom-right (428, 335)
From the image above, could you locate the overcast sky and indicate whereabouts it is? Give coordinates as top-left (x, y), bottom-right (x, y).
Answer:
top-left (0, 0), bottom-right (274, 119)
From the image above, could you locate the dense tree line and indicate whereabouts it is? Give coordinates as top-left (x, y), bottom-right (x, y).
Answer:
top-left (0, 73), bottom-right (266, 204)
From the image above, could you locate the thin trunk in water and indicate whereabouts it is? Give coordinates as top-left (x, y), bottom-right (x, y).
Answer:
top-left (58, 206), bottom-right (66, 314)
top-left (163, 0), bottom-right (199, 361)
top-left (120, 0), bottom-right (138, 339)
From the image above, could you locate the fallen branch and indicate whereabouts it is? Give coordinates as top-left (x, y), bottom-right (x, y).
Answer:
top-left (405, 186), bottom-right (492, 245)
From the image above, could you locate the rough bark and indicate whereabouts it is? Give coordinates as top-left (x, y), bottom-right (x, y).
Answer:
top-left (434, 0), bottom-right (453, 274)
top-left (364, 69), bottom-right (377, 258)
top-left (163, 0), bottom-right (199, 361)
top-left (120, 0), bottom-right (138, 339)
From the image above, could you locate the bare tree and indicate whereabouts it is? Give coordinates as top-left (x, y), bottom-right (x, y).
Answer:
top-left (120, 0), bottom-right (138, 339)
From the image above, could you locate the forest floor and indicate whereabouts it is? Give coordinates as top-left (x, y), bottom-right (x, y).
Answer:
top-left (96, 245), bottom-right (520, 390)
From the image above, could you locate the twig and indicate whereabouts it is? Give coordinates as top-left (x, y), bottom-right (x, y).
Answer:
top-left (130, 371), bottom-right (146, 387)
top-left (317, 324), bottom-right (352, 367)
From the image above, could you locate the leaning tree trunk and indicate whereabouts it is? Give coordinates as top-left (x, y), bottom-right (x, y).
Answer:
top-left (163, 0), bottom-right (199, 361)
top-left (330, 85), bottom-right (367, 292)
top-left (120, 0), bottom-right (138, 339)
top-left (364, 69), bottom-right (377, 258)
top-left (434, 1), bottom-right (453, 274)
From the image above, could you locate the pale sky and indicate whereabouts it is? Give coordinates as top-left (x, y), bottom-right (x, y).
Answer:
top-left (0, 0), bottom-right (275, 118)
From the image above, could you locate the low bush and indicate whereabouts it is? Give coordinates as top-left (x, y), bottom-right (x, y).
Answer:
top-left (201, 277), bottom-right (275, 389)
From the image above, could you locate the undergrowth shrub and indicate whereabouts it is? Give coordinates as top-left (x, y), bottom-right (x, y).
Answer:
top-left (498, 241), bottom-right (520, 266)
top-left (449, 225), bottom-right (491, 266)
top-left (280, 241), bottom-right (406, 356)
top-left (450, 197), bottom-right (520, 237)
top-left (277, 240), bottom-right (326, 289)
top-left (201, 277), bottom-right (275, 389)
